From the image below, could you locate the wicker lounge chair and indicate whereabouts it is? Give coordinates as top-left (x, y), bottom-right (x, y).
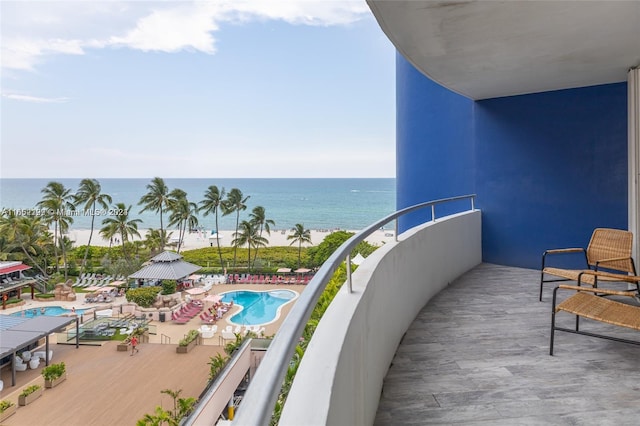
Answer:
top-left (539, 228), bottom-right (636, 301)
top-left (550, 270), bottom-right (640, 355)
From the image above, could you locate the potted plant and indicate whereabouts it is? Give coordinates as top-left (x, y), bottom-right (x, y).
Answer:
top-left (117, 336), bottom-right (131, 352)
top-left (176, 329), bottom-right (200, 353)
top-left (42, 362), bottom-right (67, 388)
top-left (18, 384), bottom-right (43, 406)
top-left (0, 400), bottom-right (16, 422)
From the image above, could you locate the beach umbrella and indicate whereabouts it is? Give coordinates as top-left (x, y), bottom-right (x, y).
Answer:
top-left (276, 268), bottom-right (292, 273)
top-left (294, 268), bottom-right (311, 274)
top-left (185, 287), bottom-right (206, 296)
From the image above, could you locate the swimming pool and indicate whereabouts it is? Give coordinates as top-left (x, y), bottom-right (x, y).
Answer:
top-left (220, 289), bottom-right (297, 326)
top-left (11, 306), bottom-right (85, 318)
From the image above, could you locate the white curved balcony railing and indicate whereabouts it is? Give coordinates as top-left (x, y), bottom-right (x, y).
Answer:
top-left (234, 196), bottom-right (481, 425)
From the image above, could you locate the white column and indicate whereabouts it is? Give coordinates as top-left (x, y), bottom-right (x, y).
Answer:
top-left (629, 67), bottom-right (640, 268)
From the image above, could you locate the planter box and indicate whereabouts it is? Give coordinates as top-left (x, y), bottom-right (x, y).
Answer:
top-left (117, 343), bottom-right (129, 352)
top-left (176, 339), bottom-right (197, 353)
top-left (18, 388), bottom-right (43, 406)
top-left (45, 373), bottom-right (67, 389)
top-left (0, 404), bottom-right (17, 422)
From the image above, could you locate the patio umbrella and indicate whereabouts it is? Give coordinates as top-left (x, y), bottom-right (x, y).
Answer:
top-left (294, 268), bottom-right (311, 274)
top-left (185, 287), bottom-right (206, 296)
top-left (203, 294), bottom-right (222, 304)
top-left (276, 268), bottom-right (292, 273)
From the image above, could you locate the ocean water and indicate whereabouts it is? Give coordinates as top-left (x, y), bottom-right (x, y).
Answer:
top-left (0, 178), bottom-right (396, 231)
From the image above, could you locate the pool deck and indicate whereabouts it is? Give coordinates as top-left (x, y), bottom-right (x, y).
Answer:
top-left (0, 283), bottom-right (306, 425)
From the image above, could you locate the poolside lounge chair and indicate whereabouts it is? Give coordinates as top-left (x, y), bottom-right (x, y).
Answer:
top-left (539, 228), bottom-right (636, 301)
top-left (14, 357), bottom-right (27, 372)
top-left (29, 357), bottom-right (40, 369)
top-left (34, 350), bottom-right (53, 362)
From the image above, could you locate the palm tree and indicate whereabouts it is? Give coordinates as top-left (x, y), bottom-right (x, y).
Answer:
top-left (0, 212), bottom-right (50, 276)
top-left (100, 203), bottom-right (142, 261)
top-left (223, 188), bottom-right (250, 270)
top-left (143, 228), bottom-right (171, 256)
top-left (138, 177), bottom-right (169, 246)
top-left (287, 223), bottom-right (312, 269)
top-left (232, 220), bottom-right (268, 271)
top-left (99, 221), bottom-right (118, 250)
top-left (167, 189), bottom-right (198, 253)
top-left (37, 181), bottom-right (75, 278)
top-left (199, 185), bottom-right (226, 269)
top-left (160, 388), bottom-right (197, 424)
top-left (73, 178), bottom-right (112, 273)
top-left (249, 206), bottom-right (275, 266)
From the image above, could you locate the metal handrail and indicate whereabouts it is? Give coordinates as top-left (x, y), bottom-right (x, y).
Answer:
top-left (233, 194), bottom-right (476, 425)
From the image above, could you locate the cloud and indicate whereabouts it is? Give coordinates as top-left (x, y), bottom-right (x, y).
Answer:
top-left (1, 1), bottom-right (370, 71)
top-left (2, 93), bottom-right (70, 103)
top-left (108, 2), bottom-right (220, 53)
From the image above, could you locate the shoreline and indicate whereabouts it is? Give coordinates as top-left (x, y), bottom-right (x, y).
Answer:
top-left (67, 227), bottom-right (397, 250)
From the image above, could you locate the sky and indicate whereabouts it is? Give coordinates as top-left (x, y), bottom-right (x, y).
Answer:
top-left (0, 0), bottom-right (396, 179)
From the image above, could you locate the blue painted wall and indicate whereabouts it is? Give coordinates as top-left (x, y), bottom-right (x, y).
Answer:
top-left (396, 54), bottom-right (628, 269)
top-left (396, 53), bottom-right (475, 230)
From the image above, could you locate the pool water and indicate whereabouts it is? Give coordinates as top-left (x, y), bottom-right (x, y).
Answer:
top-left (220, 290), bottom-right (297, 326)
top-left (11, 306), bottom-right (85, 318)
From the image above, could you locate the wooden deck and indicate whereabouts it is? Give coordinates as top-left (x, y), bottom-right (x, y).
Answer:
top-left (375, 263), bottom-right (640, 425)
top-left (1, 341), bottom-right (224, 425)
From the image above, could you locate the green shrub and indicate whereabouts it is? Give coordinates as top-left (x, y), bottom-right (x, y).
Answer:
top-left (208, 353), bottom-right (230, 380)
top-left (126, 287), bottom-right (161, 308)
top-left (36, 293), bottom-right (55, 299)
top-left (223, 333), bottom-right (246, 355)
top-left (42, 362), bottom-right (66, 381)
top-left (161, 280), bottom-right (176, 295)
top-left (0, 400), bottom-right (14, 412)
top-left (20, 384), bottom-right (41, 397)
top-left (181, 246), bottom-right (308, 270)
top-left (178, 330), bottom-right (200, 346)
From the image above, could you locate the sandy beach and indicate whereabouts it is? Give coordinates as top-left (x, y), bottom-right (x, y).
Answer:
top-left (67, 227), bottom-right (397, 250)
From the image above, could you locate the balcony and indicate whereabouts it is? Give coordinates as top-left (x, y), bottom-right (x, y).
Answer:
top-left (231, 200), bottom-right (639, 424)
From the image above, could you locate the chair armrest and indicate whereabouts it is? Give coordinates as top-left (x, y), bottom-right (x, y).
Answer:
top-left (558, 284), bottom-right (637, 297)
top-left (578, 270), bottom-right (640, 284)
top-left (594, 256), bottom-right (633, 267)
top-left (544, 248), bottom-right (584, 255)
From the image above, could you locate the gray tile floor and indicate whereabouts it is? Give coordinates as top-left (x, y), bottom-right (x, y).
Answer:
top-left (374, 263), bottom-right (640, 425)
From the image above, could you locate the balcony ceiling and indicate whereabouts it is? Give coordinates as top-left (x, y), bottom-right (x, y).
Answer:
top-left (367, 0), bottom-right (640, 100)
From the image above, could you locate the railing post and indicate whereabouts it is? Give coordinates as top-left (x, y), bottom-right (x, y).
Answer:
top-left (346, 254), bottom-right (353, 293)
top-left (471, 197), bottom-right (475, 211)
top-left (395, 218), bottom-right (399, 242)
top-left (431, 204), bottom-right (436, 221)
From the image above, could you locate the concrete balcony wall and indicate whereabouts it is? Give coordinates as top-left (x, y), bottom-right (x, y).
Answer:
top-left (280, 210), bottom-right (482, 425)
top-left (188, 342), bottom-right (252, 425)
